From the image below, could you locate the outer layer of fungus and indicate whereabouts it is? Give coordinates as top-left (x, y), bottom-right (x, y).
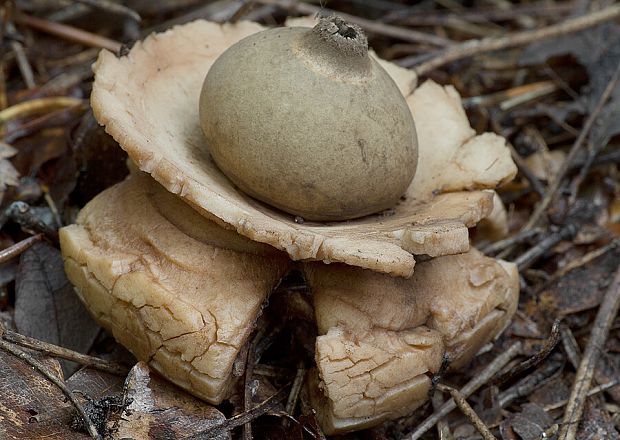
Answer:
top-left (91, 19), bottom-right (517, 278)
top-left (59, 172), bottom-right (291, 403)
top-left (304, 249), bottom-right (519, 434)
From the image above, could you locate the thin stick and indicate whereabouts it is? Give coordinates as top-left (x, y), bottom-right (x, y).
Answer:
top-left (407, 341), bottom-right (522, 440)
top-left (513, 224), bottom-right (578, 270)
top-left (498, 358), bottom-right (563, 408)
top-left (230, 0), bottom-right (256, 23)
top-left (14, 13), bottom-right (122, 53)
top-left (401, 4), bottom-right (620, 72)
top-left (508, 144), bottom-right (546, 198)
top-left (0, 234), bottom-right (42, 264)
top-left (385, 1), bottom-right (576, 25)
top-left (493, 319), bottom-right (560, 387)
top-left (285, 364), bottom-right (306, 415)
top-left (559, 324), bottom-right (582, 370)
top-left (255, 0), bottom-right (453, 47)
top-left (70, 0), bottom-right (141, 22)
top-left (0, 96), bottom-right (85, 125)
top-left (243, 328), bottom-right (267, 440)
top-left (547, 237), bottom-right (620, 286)
top-left (480, 227), bottom-right (541, 255)
top-left (0, 339), bottom-right (101, 439)
top-left (1, 328), bottom-right (128, 376)
top-left (243, 344), bottom-right (255, 440)
top-left (432, 393), bottom-right (453, 440)
top-left (569, 61), bottom-right (620, 205)
top-left (545, 380), bottom-right (620, 411)
top-left (185, 385), bottom-right (290, 439)
top-left (522, 58), bottom-right (620, 232)
top-left (558, 263), bottom-right (620, 440)
top-left (6, 22), bottom-right (36, 89)
top-left (438, 384), bottom-right (497, 440)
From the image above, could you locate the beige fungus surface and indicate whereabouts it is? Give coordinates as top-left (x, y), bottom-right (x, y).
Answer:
top-left (91, 19), bottom-right (517, 278)
top-left (59, 173), bottom-right (291, 404)
top-left (304, 249), bottom-right (519, 433)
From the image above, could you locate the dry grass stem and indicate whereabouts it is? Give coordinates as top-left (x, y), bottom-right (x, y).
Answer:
top-left (405, 4), bottom-right (620, 72)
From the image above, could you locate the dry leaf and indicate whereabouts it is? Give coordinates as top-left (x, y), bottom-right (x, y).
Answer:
top-left (521, 21), bottom-right (620, 148)
top-left (111, 362), bottom-right (230, 440)
top-left (15, 242), bottom-right (101, 374)
top-left (0, 348), bottom-right (83, 438)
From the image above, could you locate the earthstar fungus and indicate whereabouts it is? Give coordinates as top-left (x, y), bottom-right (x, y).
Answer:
top-left (60, 17), bottom-right (520, 435)
top-left (90, 19), bottom-right (516, 278)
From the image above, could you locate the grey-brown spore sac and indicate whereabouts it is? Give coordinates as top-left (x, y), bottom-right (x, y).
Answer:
top-left (199, 16), bottom-right (418, 221)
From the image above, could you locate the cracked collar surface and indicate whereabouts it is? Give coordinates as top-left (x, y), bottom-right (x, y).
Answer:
top-left (59, 173), bottom-right (291, 403)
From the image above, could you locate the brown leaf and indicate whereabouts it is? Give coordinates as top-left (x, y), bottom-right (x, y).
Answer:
top-left (521, 21), bottom-right (620, 147)
top-left (67, 367), bottom-right (125, 399)
top-left (509, 404), bottom-right (553, 440)
top-left (69, 111), bottom-right (128, 207)
top-left (539, 246), bottom-right (620, 315)
top-left (0, 348), bottom-right (85, 439)
top-left (111, 362), bottom-right (231, 440)
top-left (15, 242), bottom-right (100, 374)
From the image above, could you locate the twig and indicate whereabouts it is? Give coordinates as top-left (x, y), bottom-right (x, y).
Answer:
top-left (4, 102), bottom-right (88, 143)
top-left (230, 384), bottom-right (290, 428)
top-left (243, 347), bottom-right (255, 440)
top-left (512, 224), bottom-right (578, 270)
top-left (498, 356), bottom-right (563, 408)
top-left (432, 393), bottom-right (453, 440)
top-left (184, 385), bottom-right (290, 440)
top-left (6, 22), bottom-right (36, 89)
top-left (254, 0), bottom-right (453, 47)
top-left (480, 227), bottom-right (541, 255)
top-left (546, 237), bottom-right (620, 286)
top-left (559, 324), bottom-right (582, 370)
top-left (243, 327), bottom-right (267, 440)
top-left (1, 326), bottom-right (128, 376)
top-left (384, 1), bottom-right (576, 25)
top-left (544, 380), bottom-right (620, 411)
top-left (0, 201), bottom-right (58, 240)
top-left (521, 57), bottom-right (620, 231)
top-left (493, 319), bottom-right (560, 387)
top-left (568, 60), bottom-right (620, 205)
top-left (0, 234), bottom-right (43, 264)
top-left (70, 0), bottom-right (141, 22)
top-left (401, 4), bottom-right (620, 72)
top-left (407, 341), bottom-right (522, 440)
top-left (0, 338), bottom-right (101, 439)
top-left (0, 62), bottom-right (7, 110)
top-left (285, 364), bottom-right (306, 415)
top-left (570, 149), bottom-right (620, 171)
top-left (437, 384), bottom-right (497, 440)
top-left (14, 13), bottom-right (122, 53)
top-left (508, 144), bottom-right (546, 198)
top-left (558, 262), bottom-right (620, 440)
top-left (230, 0), bottom-right (256, 23)
top-left (0, 96), bottom-right (85, 126)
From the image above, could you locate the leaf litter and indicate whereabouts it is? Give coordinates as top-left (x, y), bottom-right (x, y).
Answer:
top-left (0, 1), bottom-right (619, 439)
